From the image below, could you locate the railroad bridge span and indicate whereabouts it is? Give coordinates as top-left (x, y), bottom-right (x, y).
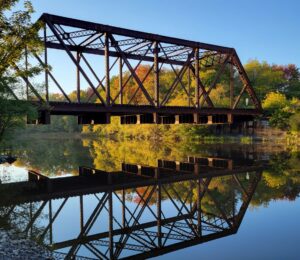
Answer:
top-left (10, 13), bottom-right (262, 125)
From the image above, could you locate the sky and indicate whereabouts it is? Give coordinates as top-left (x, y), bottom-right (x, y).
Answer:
top-left (13, 0), bottom-right (300, 94)
top-left (27, 0), bottom-right (300, 66)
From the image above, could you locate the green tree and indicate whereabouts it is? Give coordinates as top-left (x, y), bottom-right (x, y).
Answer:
top-left (0, 0), bottom-right (41, 140)
top-left (273, 64), bottom-right (300, 99)
top-left (268, 109), bottom-right (291, 130)
top-left (244, 60), bottom-right (285, 100)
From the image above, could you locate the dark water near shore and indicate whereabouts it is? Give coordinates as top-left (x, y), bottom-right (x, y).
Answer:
top-left (0, 137), bottom-right (299, 259)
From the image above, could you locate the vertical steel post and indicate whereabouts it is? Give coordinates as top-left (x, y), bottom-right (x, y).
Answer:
top-left (188, 67), bottom-right (191, 107)
top-left (232, 188), bottom-right (236, 224)
top-left (189, 180), bottom-right (193, 210)
top-left (49, 200), bottom-right (53, 244)
top-left (154, 41), bottom-right (159, 107)
top-left (197, 179), bottom-right (202, 236)
top-left (44, 24), bottom-right (49, 102)
top-left (157, 183), bottom-right (162, 248)
top-left (108, 191), bottom-right (113, 259)
top-left (122, 189), bottom-right (126, 227)
top-left (119, 57), bottom-right (123, 104)
top-left (230, 57), bottom-right (234, 108)
top-left (76, 52), bottom-right (81, 103)
top-left (195, 48), bottom-right (200, 108)
top-left (80, 195), bottom-right (84, 231)
top-left (105, 33), bottom-right (110, 106)
top-left (232, 176), bottom-right (236, 224)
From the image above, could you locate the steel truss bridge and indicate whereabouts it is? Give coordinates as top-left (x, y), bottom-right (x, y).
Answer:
top-left (11, 13), bottom-right (262, 125)
top-left (0, 156), bottom-right (264, 259)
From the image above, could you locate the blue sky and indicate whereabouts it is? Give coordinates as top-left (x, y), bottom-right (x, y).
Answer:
top-left (28, 0), bottom-right (300, 66)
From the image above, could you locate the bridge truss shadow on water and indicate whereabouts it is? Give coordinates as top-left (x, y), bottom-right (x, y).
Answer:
top-left (0, 156), bottom-right (265, 259)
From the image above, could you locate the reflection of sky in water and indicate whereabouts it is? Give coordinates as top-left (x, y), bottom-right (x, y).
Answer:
top-left (0, 162), bottom-right (77, 182)
top-left (1, 139), bottom-right (299, 259)
top-left (0, 164), bottom-right (28, 184)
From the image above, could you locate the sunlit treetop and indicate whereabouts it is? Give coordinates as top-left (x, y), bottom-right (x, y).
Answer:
top-left (0, 0), bottom-right (42, 76)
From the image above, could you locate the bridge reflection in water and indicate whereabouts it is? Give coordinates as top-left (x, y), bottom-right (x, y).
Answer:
top-left (0, 157), bottom-right (264, 259)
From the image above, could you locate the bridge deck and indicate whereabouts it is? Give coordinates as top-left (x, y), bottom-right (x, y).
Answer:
top-left (27, 101), bottom-right (260, 125)
top-left (42, 102), bottom-right (261, 116)
top-left (0, 164), bottom-right (264, 206)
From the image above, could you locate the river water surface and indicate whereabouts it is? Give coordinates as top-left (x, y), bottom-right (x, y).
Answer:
top-left (0, 138), bottom-right (299, 259)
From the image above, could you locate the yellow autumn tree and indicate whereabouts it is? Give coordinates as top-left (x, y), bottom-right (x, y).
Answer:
top-left (262, 92), bottom-right (288, 112)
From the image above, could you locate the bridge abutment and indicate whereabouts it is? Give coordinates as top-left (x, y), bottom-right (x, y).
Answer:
top-left (78, 113), bottom-right (111, 125)
top-left (27, 111), bottom-right (50, 125)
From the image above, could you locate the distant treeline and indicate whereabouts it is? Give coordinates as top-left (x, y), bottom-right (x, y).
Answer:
top-left (21, 59), bottom-right (300, 137)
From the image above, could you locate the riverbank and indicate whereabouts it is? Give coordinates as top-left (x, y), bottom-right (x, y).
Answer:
top-left (79, 117), bottom-right (300, 144)
top-left (5, 128), bottom-right (300, 146)
top-left (1, 120), bottom-right (299, 152)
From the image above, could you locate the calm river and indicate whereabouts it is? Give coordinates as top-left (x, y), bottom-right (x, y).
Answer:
top-left (0, 137), bottom-right (299, 259)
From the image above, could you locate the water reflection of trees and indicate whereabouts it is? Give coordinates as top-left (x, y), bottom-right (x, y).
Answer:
top-left (5, 137), bottom-right (300, 206)
top-left (252, 152), bottom-right (300, 206)
top-left (0, 146), bottom-right (299, 259)
top-left (0, 202), bottom-right (49, 242)
top-left (9, 138), bottom-right (93, 176)
top-left (85, 139), bottom-right (300, 207)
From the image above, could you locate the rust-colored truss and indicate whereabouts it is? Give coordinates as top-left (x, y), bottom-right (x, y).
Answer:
top-left (11, 13), bottom-right (262, 121)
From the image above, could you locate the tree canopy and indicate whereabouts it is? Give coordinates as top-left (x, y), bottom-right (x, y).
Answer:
top-left (0, 0), bottom-right (41, 140)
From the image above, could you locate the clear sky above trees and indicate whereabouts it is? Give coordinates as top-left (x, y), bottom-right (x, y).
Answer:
top-left (23, 0), bottom-right (300, 67)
